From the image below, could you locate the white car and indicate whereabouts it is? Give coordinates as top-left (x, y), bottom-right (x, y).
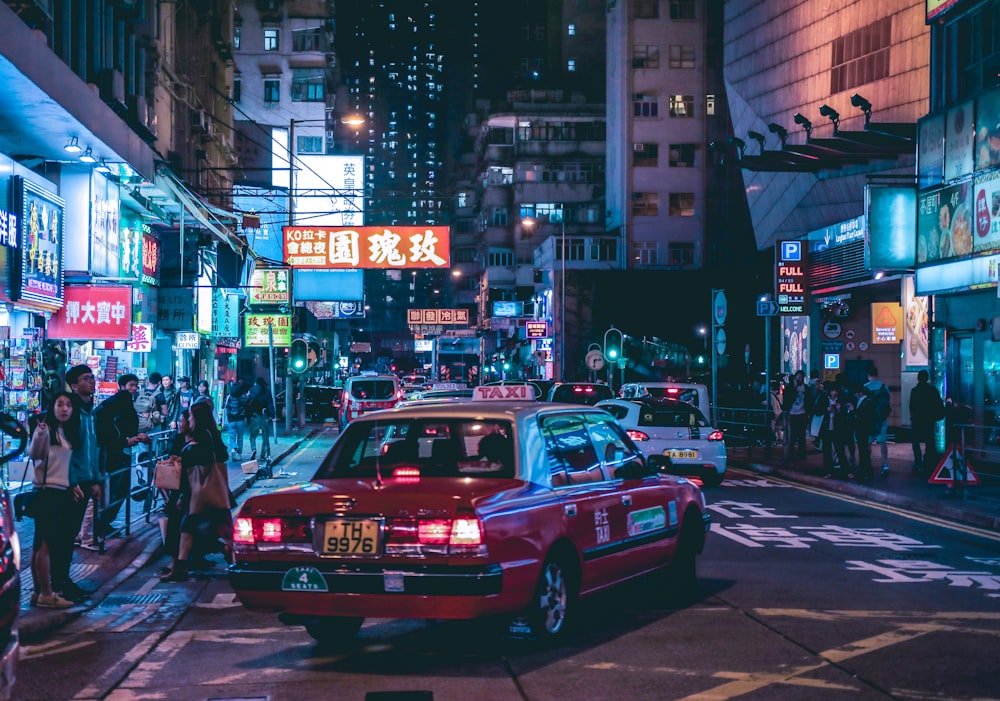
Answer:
top-left (597, 398), bottom-right (726, 486)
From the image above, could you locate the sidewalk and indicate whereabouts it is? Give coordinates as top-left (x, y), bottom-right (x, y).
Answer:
top-left (728, 438), bottom-right (1000, 534)
top-left (16, 425), bottom-right (335, 639)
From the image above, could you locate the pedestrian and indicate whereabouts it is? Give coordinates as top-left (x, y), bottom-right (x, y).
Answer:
top-left (246, 377), bottom-right (273, 461)
top-left (820, 385), bottom-right (850, 479)
top-left (851, 384), bottom-right (876, 482)
top-left (160, 401), bottom-right (233, 582)
top-left (864, 365), bottom-right (892, 477)
top-left (157, 375), bottom-right (181, 431)
top-left (159, 410), bottom-right (190, 577)
top-left (61, 364), bottom-right (102, 600)
top-left (909, 369), bottom-right (945, 473)
top-left (223, 381), bottom-right (249, 461)
top-left (782, 370), bottom-right (813, 460)
top-left (193, 380), bottom-right (215, 415)
top-left (835, 372), bottom-right (857, 470)
top-left (811, 379), bottom-right (829, 451)
top-left (27, 391), bottom-right (81, 609)
top-left (95, 373), bottom-right (151, 539)
top-left (134, 372), bottom-right (163, 434)
top-left (767, 380), bottom-right (784, 447)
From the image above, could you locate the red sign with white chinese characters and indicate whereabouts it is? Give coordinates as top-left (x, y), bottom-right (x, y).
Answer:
top-left (47, 285), bottom-right (133, 340)
top-left (283, 226), bottom-right (451, 269)
top-left (141, 233), bottom-right (160, 285)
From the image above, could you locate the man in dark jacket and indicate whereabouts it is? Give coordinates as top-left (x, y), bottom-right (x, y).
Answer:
top-left (782, 370), bottom-right (813, 460)
top-left (909, 369), bottom-right (944, 473)
top-left (95, 373), bottom-right (150, 538)
top-left (246, 377), bottom-right (273, 461)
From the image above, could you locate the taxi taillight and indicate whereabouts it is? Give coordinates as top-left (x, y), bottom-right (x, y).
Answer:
top-left (626, 429), bottom-right (649, 441)
top-left (707, 430), bottom-right (725, 442)
top-left (386, 516), bottom-right (485, 555)
top-left (233, 516), bottom-right (311, 547)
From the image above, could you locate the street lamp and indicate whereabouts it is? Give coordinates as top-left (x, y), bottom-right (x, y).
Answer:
top-left (697, 325), bottom-right (708, 349)
top-left (522, 213), bottom-right (567, 381)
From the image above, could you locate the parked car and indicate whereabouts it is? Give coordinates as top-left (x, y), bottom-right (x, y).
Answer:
top-left (274, 384), bottom-right (341, 423)
top-left (229, 391), bottom-right (710, 645)
top-left (338, 374), bottom-right (403, 429)
top-left (546, 382), bottom-right (615, 406)
top-left (0, 414), bottom-right (27, 701)
top-left (597, 398), bottom-right (727, 486)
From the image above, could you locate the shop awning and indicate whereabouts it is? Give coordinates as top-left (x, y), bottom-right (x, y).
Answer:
top-left (153, 167), bottom-right (246, 255)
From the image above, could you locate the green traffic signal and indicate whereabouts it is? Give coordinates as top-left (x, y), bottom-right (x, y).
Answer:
top-left (289, 338), bottom-right (309, 373)
top-left (603, 327), bottom-right (623, 363)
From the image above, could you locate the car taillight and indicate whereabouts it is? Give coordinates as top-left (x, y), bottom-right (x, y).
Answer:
top-left (707, 430), bottom-right (725, 441)
top-left (386, 516), bottom-right (486, 556)
top-left (627, 429), bottom-right (649, 441)
top-left (233, 516), bottom-right (312, 549)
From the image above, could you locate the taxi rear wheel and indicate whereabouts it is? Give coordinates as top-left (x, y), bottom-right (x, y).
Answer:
top-left (529, 555), bottom-right (575, 642)
top-left (303, 616), bottom-right (364, 645)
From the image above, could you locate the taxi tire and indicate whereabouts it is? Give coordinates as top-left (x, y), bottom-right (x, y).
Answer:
top-left (303, 616), bottom-right (364, 645)
top-left (528, 555), bottom-right (576, 644)
top-left (666, 521), bottom-right (700, 605)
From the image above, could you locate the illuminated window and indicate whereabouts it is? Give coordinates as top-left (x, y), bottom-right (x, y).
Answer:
top-left (669, 193), bottom-right (695, 216)
top-left (669, 94), bottom-right (694, 118)
top-left (264, 28), bottom-right (279, 51)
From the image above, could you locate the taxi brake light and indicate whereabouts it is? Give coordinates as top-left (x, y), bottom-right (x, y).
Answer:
top-left (450, 518), bottom-right (483, 546)
top-left (417, 519), bottom-right (451, 544)
top-left (707, 430), bottom-right (725, 442)
top-left (626, 429), bottom-right (649, 441)
top-left (234, 516), bottom-right (255, 544)
top-left (392, 467), bottom-right (421, 484)
top-left (666, 388), bottom-right (680, 394)
top-left (260, 518), bottom-right (283, 542)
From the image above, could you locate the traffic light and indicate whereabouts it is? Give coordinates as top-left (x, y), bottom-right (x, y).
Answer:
top-left (604, 327), bottom-right (623, 362)
top-left (307, 340), bottom-right (321, 368)
top-left (289, 338), bottom-right (309, 373)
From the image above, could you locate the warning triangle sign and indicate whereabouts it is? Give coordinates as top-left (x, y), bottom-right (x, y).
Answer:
top-left (876, 305), bottom-right (897, 327)
top-left (928, 445), bottom-right (980, 485)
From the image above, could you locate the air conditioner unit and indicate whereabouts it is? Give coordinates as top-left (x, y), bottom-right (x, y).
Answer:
top-left (190, 109), bottom-right (209, 134)
top-left (633, 143), bottom-right (645, 152)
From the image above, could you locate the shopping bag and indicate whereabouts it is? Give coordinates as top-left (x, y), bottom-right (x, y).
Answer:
top-left (809, 414), bottom-right (823, 438)
top-left (153, 457), bottom-right (182, 491)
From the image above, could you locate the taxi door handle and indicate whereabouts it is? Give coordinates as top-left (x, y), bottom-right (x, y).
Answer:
top-left (621, 494), bottom-right (632, 507)
top-left (564, 504), bottom-right (578, 517)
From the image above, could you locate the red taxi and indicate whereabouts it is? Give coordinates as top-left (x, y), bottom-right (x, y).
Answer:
top-left (229, 384), bottom-right (710, 644)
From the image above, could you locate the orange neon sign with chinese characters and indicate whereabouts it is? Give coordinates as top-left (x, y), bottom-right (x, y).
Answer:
top-left (283, 226), bottom-right (450, 269)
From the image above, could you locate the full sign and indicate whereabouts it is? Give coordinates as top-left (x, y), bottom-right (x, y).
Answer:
top-left (775, 240), bottom-right (809, 315)
top-left (284, 226), bottom-right (451, 269)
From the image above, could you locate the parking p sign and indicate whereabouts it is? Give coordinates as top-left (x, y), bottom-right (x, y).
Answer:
top-left (824, 353), bottom-right (840, 370)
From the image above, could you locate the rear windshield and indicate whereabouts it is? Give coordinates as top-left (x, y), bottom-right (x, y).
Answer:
top-left (315, 418), bottom-right (516, 479)
top-left (349, 380), bottom-right (397, 400)
top-left (637, 405), bottom-right (709, 428)
top-left (645, 387), bottom-right (701, 406)
top-left (551, 384), bottom-right (614, 405)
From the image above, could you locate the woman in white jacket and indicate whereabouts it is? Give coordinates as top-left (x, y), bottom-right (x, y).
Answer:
top-left (27, 391), bottom-right (84, 608)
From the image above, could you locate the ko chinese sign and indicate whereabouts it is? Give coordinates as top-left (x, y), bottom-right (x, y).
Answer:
top-left (244, 314), bottom-right (292, 347)
top-left (248, 267), bottom-right (290, 306)
top-left (9, 176), bottom-right (65, 309)
top-left (283, 226), bottom-right (450, 269)
top-left (47, 285), bottom-right (132, 341)
top-left (775, 240), bottom-right (809, 315)
top-left (407, 308), bottom-right (469, 325)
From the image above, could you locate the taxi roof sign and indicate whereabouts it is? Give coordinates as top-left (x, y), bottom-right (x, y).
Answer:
top-left (473, 384), bottom-right (536, 401)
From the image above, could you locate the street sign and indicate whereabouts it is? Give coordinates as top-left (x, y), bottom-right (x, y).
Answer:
top-left (756, 300), bottom-right (779, 316)
top-left (713, 289), bottom-right (728, 326)
top-left (824, 353), bottom-right (840, 370)
top-left (928, 446), bottom-right (980, 485)
top-left (715, 328), bottom-right (727, 356)
top-left (586, 350), bottom-right (605, 371)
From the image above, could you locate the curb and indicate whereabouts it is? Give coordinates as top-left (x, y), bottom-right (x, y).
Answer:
top-left (738, 461), bottom-right (1000, 534)
top-left (19, 428), bottom-right (322, 639)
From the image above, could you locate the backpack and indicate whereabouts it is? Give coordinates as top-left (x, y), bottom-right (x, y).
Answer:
top-left (226, 394), bottom-right (247, 422)
top-left (872, 384), bottom-right (891, 422)
top-left (133, 386), bottom-right (162, 432)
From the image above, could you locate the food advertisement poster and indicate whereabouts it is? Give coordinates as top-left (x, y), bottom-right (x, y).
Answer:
top-left (973, 170), bottom-right (1000, 254)
top-left (917, 181), bottom-right (973, 265)
top-left (944, 100), bottom-right (975, 182)
top-left (780, 316), bottom-right (809, 377)
top-left (975, 86), bottom-right (1000, 171)
top-left (902, 276), bottom-right (929, 368)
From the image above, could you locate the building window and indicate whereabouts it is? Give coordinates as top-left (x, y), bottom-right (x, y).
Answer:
top-left (567, 59), bottom-right (576, 72)
top-left (669, 45), bottom-right (695, 69)
top-left (830, 17), bottom-right (891, 94)
top-left (633, 94), bottom-right (659, 118)
top-left (669, 193), bottom-right (695, 216)
top-left (632, 143), bottom-right (659, 167)
top-left (491, 207), bottom-right (508, 227)
top-left (536, 203), bottom-right (565, 223)
top-left (591, 239), bottom-right (617, 262)
top-left (632, 192), bottom-right (659, 217)
top-left (234, 25), bottom-right (241, 50)
top-left (292, 27), bottom-right (324, 52)
top-left (521, 22), bottom-right (530, 40)
top-left (668, 243), bottom-right (695, 266)
top-left (567, 23), bottom-right (576, 36)
top-left (297, 135), bottom-right (323, 154)
top-left (291, 68), bottom-right (324, 102)
top-left (669, 94), bottom-right (694, 118)
top-left (706, 94), bottom-right (716, 116)
top-left (232, 79), bottom-right (241, 103)
top-left (634, 241), bottom-right (658, 266)
top-left (488, 247), bottom-right (514, 267)
top-left (669, 143), bottom-right (696, 167)
top-left (633, 45), bottom-right (660, 69)
top-left (263, 78), bottom-right (280, 103)
top-left (634, 0), bottom-right (659, 19)
top-left (670, 1), bottom-right (696, 20)
top-left (264, 28), bottom-right (279, 52)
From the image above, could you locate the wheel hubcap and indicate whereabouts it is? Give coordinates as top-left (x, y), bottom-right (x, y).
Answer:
top-left (539, 563), bottom-right (567, 633)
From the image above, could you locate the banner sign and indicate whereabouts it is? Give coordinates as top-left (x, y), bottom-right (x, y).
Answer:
top-left (303, 301), bottom-right (365, 319)
top-left (0, 208), bottom-right (18, 248)
top-left (525, 321), bottom-right (549, 338)
top-left (47, 285), bottom-right (132, 340)
top-left (248, 267), bottom-right (290, 306)
top-left (407, 308), bottom-right (470, 325)
top-left (917, 181), bottom-right (973, 265)
top-left (157, 288), bottom-right (195, 331)
top-left (244, 313), bottom-right (292, 347)
top-left (973, 170), bottom-right (1000, 254)
top-left (283, 225), bottom-right (450, 269)
top-left (9, 176), bottom-right (65, 309)
top-left (211, 290), bottom-right (240, 338)
top-left (902, 276), bottom-right (929, 367)
top-left (141, 232), bottom-right (160, 285)
top-left (175, 331), bottom-right (200, 349)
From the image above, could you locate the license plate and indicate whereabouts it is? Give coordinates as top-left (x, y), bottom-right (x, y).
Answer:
top-left (322, 518), bottom-right (381, 556)
top-left (665, 449), bottom-right (699, 460)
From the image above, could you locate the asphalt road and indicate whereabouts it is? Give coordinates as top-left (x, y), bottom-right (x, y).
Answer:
top-left (18, 464), bottom-right (1000, 701)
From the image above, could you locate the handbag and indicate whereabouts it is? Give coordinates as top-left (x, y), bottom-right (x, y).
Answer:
top-left (153, 456), bottom-right (183, 491)
top-left (13, 452), bottom-right (48, 522)
top-left (809, 414), bottom-right (824, 438)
